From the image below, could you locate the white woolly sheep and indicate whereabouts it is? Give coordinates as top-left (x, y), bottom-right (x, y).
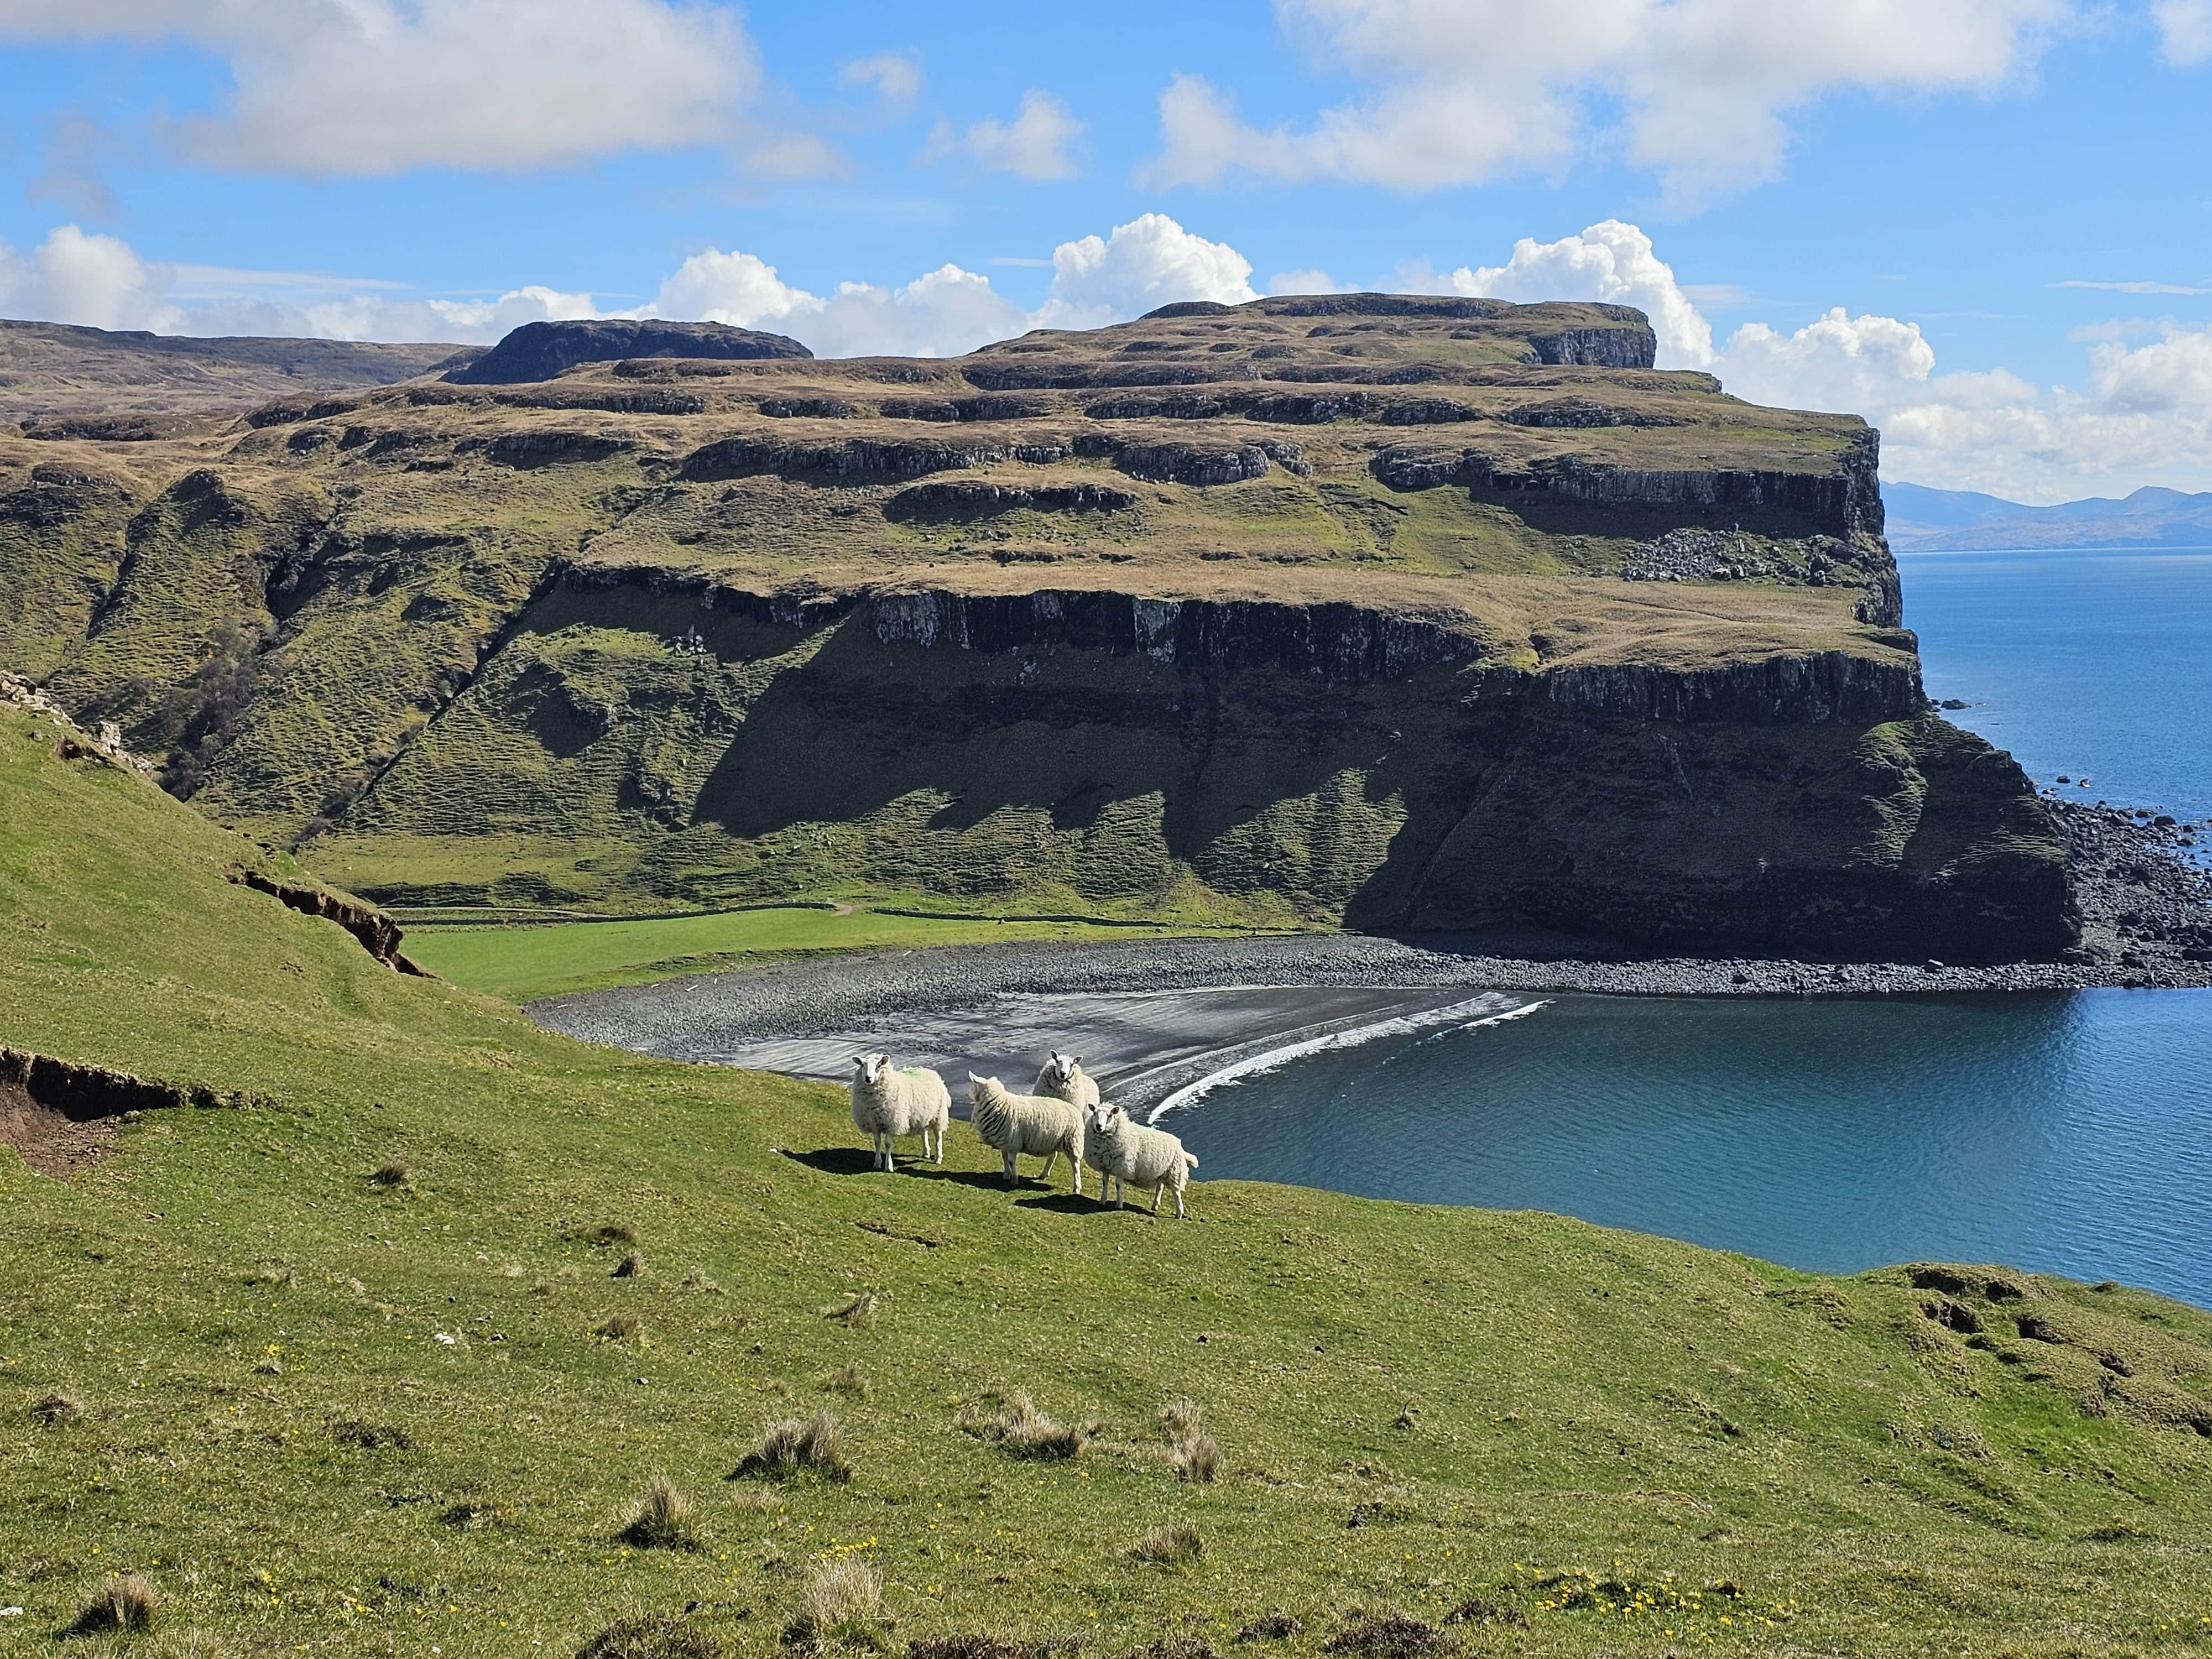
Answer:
top-left (1086, 1100), bottom-right (1198, 1218)
top-left (1034, 1052), bottom-right (1100, 1113)
top-left (966, 1073), bottom-right (1085, 1196)
top-left (849, 1053), bottom-right (950, 1172)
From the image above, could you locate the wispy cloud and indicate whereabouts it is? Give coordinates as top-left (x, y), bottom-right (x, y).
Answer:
top-left (2055, 278), bottom-right (2210, 295)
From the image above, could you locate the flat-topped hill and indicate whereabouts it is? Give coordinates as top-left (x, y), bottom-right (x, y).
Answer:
top-left (0, 317), bottom-right (472, 423)
top-left (0, 296), bottom-right (2067, 957)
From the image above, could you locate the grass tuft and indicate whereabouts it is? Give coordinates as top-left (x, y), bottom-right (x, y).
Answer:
top-left (783, 1556), bottom-right (886, 1652)
top-left (67, 1573), bottom-right (160, 1635)
top-left (576, 1613), bottom-right (722, 1658)
top-left (817, 1363), bottom-right (870, 1397)
top-left (440, 1498), bottom-right (512, 1530)
top-left (1441, 1597), bottom-right (1525, 1628)
top-left (1322, 1616), bottom-right (1448, 1658)
top-left (589, 1221), bottom-right (638, 1245)
top-left (731, 1410), bottom-right (852, 1483)
top-left (330, 1417), bottom-right (415, 1450)
top-left (824, 1290), bottom-right (878, 1328)
top-left (32, 1391), bottom-right (83, 1426)
top-left (1238, 1615), bottom-right (1303, 1642)
top-left (907, 1640), bottom-right (1031, 1659)
top-left (1159, 1399), bottom-right (1220, 1483)
top-left (246, 1265), bottom-right (293, 1286)
top-left (1130, 1522), bottom-right (1204, 1565)
top-left (680, 1266), bottom-right (725, 1294)
top-left (958, 1391), bottom-right (1086, 1460)
top-left (613, 1248), bottom-right (646, 1279)
top-left (597, 1311), bottom-right (643, 1344)
top-left (619, 1473), bottom-right (704, 1551)
top-left (729, 1486), bottom-right (785, 1514)
top-left (369, 1155), bottom-right (411, 1189)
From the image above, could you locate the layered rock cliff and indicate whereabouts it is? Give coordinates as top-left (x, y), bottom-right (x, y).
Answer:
top-left (0, 294), bottom-right (2073, 960)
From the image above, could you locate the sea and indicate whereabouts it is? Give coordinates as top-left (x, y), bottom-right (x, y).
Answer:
top-left (1155, 545), bottom-right (2212, 1303)
top-left (732, 546), bottom-right (2212, 1306)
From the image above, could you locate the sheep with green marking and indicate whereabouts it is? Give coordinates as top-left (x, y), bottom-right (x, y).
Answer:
top-left (849, 1053), bottom-right (950, 1172)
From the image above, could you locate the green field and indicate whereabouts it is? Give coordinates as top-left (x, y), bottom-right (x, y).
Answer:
top-left (403, 906), bottom-right (1260, 1003)
top-left (6, 705), bottom-right (2212, 1659)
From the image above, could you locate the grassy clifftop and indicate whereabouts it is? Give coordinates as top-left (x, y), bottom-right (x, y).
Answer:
top-left (3, 702), bottom-right (2210, 1655)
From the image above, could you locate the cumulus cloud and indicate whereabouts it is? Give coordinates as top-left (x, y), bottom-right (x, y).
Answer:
top-left (1033, 213), bottom-right (1257, 329)
top-left (2154, 0), bottom-right (2212, 64)
top-left (0, 213), bottom-right (1259, 363)
top-left (839, 51), bottom-right (923, 106)
top-left (0, 0), bottom-right (796, 178)
top-left (0, 225), bottom-right (181, 332)
top-left (1408, 220), bottom-right (1715, 368)
top-left (1268, 269), bottom-right (1354, 296)
top-left (1147, 0), bottom-right (2069, 201)
top-left (924, 91), bottom-right (1084, 180)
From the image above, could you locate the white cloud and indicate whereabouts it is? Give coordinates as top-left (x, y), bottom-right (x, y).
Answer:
top-left (1033, 213), bottom-right (1258, 330)
top-left (1147, 0), bottom-right (2070, 202)
top-left (2154, 0), bottom-right (2212, 64)
top-left (1413, 220), bottom-right (1715, 368)
top-left (925, 91), bottom-right (1084, 181)
top-left (839, 51), bottom-right (923, 106)
top-left (0, 0), bottom-right (795, 178)
top-left (2054, 278), bottom-right (2209, 295)
top-left (1268, 269), bottom-right (1353, 296)
top-left (0, 212), bottom-right (1263, 365)
top-left (0, 224), bottom-right (181, 332)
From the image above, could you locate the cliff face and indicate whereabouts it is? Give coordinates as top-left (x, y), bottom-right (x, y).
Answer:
top-left (0, 294), bottom-right (2072, 960)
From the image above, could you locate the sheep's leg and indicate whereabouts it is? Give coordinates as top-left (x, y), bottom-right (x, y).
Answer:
top-left (1151, 1182), bottom-right (1166, 1215)
top-left (1037, 1150), bottom-right (1058, 1186)
top-left (1003, 1150), bottom-right (1019, 1188)
top-left (883, 1131), bottom-right (896, 1173)
top-left (1069, 1151), bottom-right (1083, 1198)
top-left (1172, 1181), bottom-right (1187, 1220)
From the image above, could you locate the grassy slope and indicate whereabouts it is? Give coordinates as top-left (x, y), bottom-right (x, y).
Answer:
top-left (404, 907), bottom-right (1268, 1004)
top-left (5, 708), bottom-right (2211, 1659)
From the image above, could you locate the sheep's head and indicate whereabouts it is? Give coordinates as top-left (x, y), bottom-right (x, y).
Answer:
top-left (1089, 1100), bottom-right (1128, 1136)
top-left (967, 1073), bottom-right (1002, 1105)
top-left (854, 1053), bottom-right (889, 1085)
top-left (1043, 1051), bottom-right (1083, 1087)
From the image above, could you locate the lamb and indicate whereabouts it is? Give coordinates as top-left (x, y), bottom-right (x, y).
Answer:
top-left (966, 1073), bottom-right (1085, 1196)
top-left (849, 1053), bottom-right (950, 1172)
top-left (1085, 1100), bottom-right (1198, 1218)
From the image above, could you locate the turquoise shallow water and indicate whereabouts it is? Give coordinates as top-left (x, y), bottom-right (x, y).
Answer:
top-left (1168, 546), bottom-right (2212, 1303)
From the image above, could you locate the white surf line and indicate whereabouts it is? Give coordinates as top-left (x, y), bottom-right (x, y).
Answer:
top-left (1144, 995), bottom-right (1549, 1123)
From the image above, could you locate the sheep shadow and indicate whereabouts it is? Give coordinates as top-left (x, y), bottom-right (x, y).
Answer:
top-left (779, 1146), bottom-right (994, 1185)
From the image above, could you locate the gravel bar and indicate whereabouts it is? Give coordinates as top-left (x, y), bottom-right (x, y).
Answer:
top-left (532, 802), bottom-right (2212, 1058)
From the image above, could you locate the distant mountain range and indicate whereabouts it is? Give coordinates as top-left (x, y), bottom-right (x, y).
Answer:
top-left (1884, 481), bottom-right (2212, 550)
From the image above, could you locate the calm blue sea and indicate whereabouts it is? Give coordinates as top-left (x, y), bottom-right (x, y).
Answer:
top-left (1166, 545), bottom-right (2212, 1305)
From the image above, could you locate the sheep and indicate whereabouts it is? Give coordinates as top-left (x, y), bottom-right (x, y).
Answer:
top-left (966, 1073), bottom-right (1085, 1196)
top-left (849, 1053), bottom-right (950, 1172)
top-left (1086, 1100), bottom-right (1198, 1218)
top-left (1034, 1051), bottom-right (1100, 1114)
top-left (1035, 1053), bottom-right (1112, 1193)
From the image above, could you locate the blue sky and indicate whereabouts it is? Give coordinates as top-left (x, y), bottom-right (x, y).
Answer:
top-left (1, 0), bottom-right (2209, 500)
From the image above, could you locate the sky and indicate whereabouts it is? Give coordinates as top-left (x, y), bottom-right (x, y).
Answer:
top-left (0, 1), bottom-right (2209, 503)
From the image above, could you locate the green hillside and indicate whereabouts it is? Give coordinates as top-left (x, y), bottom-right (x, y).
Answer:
top-left (5, 707), bottom-right (2212, 1657)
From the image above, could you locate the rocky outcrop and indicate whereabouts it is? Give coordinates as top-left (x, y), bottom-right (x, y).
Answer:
top-left (1524, 650), bottom-right (1923, 725)
top-left (883, 480), bottom-right (1137, 520)
top-left (446, 319), bottom-right (811, 385)
top-left (1503, 397), bottom-right (1689, 429)
top-left (679, 434), bottom-right (1019, 484)
top-left (1374, 429), bottom-right (1886, 542)
top-left (232, 870), bottom-right (431, 974)
top-left (1113, 442), bottom-right (1272, 486)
